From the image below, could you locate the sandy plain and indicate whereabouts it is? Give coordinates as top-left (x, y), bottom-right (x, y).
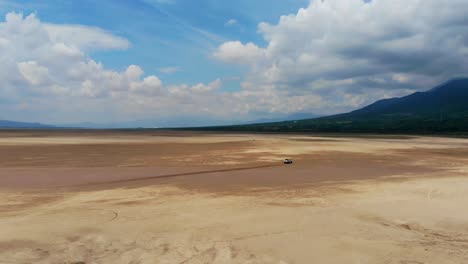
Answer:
top-left (1, 130), bottom-right (468, 264)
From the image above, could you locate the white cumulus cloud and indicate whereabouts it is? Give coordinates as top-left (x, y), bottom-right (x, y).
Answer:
top-left (0, 12), bottom-right (231, 123)
top-left (17, 61), bottom-right (50, 86)
top-left (214, 0), bottom-right (468, 112)
top-left (214, 41), bottom-right (266, 65)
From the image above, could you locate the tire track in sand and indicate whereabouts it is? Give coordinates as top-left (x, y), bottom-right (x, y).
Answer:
top-left (69, 163), bottom-right (282, 188)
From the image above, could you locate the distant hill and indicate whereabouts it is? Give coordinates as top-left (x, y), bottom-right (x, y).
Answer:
top-left (0, 120), bottom-right (54, 128)
top-left (244, 113), bottom-right (320, 124)
top-left (188, 78), bottom-right (468, 134)
top-left (347, 78), bottom-right (468, 117)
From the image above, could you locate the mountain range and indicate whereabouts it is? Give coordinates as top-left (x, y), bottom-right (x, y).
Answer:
top-left (191, 78), bottom-right (468, 134)
top-left (0, 120), bottom-right (54, 128)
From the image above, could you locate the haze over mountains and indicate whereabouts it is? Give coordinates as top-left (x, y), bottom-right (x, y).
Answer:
top-left (1, 78), bottom-right (467, 132)
top-left (0, 120), bottom-right (54, 129)
top-left (0, 112), bottom-right (319, 129)
top-left (192, 78), bottom-right (468, 133)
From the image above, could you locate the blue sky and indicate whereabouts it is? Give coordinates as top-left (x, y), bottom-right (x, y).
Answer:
top-left (0, 0), bottom-right (308, 92)
top-left (0, 0), bottom-right (467, 127)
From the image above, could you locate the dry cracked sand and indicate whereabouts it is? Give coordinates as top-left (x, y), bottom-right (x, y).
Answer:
top-left (1, 130), bottom-right (468, 264)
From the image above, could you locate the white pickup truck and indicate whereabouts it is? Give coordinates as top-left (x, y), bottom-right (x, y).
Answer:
top-left (283, 159), bottom-right (293, 164)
